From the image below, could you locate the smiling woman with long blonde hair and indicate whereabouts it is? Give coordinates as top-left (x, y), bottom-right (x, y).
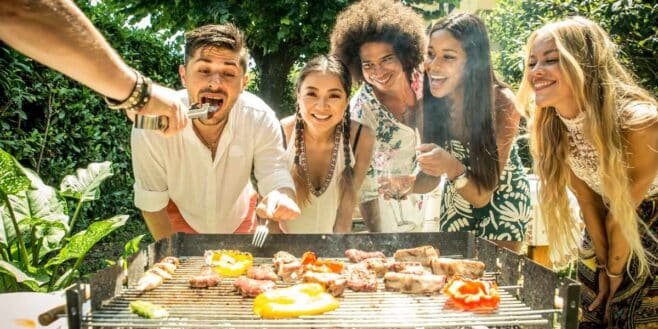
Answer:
top-left (518, 16), bottom-right (658, 328)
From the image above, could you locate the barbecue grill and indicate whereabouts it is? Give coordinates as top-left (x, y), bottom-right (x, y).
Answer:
top-left (65, 232), bottom-right (580, 328)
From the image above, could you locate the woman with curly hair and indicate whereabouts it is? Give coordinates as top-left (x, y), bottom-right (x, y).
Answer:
top-left (413, 12), bottom-right (531, 252)
top-left (518, 17), bottom-right (658, 327)
top-left (280, 55), bottom-right (374, 233)
top-left (330, 0), bottom-right (427, 232)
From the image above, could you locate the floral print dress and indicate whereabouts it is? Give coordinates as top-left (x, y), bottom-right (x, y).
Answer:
top-left (437, 139), bottom-right (531, 241)
top-left (351, 82), bottom-right (423, 232)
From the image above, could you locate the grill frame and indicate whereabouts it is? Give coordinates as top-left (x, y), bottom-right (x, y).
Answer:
top-left (68, 232), bottom-right (580, 329)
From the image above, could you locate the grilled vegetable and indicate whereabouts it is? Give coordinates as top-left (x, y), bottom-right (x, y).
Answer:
top-left (443, 277), bottom-right (500, 311)
top-left (129, 300), bottom-right (169, 319)
top-left (205, 250), bottom-right (253, 277)
top-left (253, 283), bottom-right (339, 318)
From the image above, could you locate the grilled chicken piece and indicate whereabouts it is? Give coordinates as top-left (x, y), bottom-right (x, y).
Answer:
top-left (393, 246), bottom-right (439, 266)
top-left (358, 258), bottom-right (390, 277)
top-left (428, 257), bottom-right (485, 279)
top-left (344, 249), bottom-right (386, 263)
top-left (189, 265), bottom-right (221, 288)
top-left (273, 251), bottom-right (303, 282)
top-left (346, 265), bottom-right (378, 292)
top-left (387, 262), bottom-right (427, 275)
top-left (153, 262), bottom-right (177, 275)
top-left (302, 271), bottom-right (347, 297)
top-left (247, 264), bottom-right (278, 282)
top-left (160, 256), bottom-right (180, 267)
top-left (233, 276), bottom-right (276, 297)
top-left (136, 270), bottom-right (165, 291)
top-left (384, 272), bottom-right (447, 294)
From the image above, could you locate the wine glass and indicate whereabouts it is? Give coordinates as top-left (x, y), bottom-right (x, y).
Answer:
top-left (380, 165), bottom-right (417, 232)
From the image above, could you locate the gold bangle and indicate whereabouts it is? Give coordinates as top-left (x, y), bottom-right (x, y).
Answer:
top-left (605, 266), bottom-right (623, 278)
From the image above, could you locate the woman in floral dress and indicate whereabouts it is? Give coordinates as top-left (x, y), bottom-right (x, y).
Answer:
top-left (414, 13), bottom-right (531, 251)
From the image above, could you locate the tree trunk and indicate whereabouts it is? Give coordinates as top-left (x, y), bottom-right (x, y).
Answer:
top-left (251, 50), bottom-right (296, 117)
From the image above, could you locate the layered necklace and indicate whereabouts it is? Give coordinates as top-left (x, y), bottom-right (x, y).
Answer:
top-left (299, 123), bottom-right (342, 197)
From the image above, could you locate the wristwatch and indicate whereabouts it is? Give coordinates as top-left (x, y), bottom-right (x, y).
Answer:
top-left (451, 170), bottom-right (469, 189)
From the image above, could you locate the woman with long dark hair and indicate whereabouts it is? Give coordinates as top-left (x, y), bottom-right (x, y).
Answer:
top-left (414, 12), bottom-right (531, 251)
top-left (280, 55), bottom-right (374, 233)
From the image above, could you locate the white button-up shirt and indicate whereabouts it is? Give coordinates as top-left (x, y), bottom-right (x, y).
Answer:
top-left (131, 91), bottom-right (294, 233)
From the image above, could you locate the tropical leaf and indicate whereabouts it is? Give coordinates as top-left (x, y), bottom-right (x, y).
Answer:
top-left (0, 260), bottom-right (48, 291)
top-left (19, 218), bottom-right (68, 260)
top-left (0, 148), bottom-right (30, 197)
top-left (46, 215), bottom-right (128, 268)
top-left (59, 162), bottom-right (113, 201)
top-left (1, 169), bottom-right (69, 248)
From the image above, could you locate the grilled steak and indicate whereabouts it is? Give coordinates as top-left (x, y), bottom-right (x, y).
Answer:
top-left (247, 264), bottom-right (278, 281)
top-left (234, 276), bottom-right (276, 297)
top-left (302, 271), bottom-right (347, 297)
top-left (428, 257), bottom-right (485, 279)
top-left (189, 265), bottom-right (221, 288)
top-left (358, 257), bottom-right (390, 277)
top-left (344, 249), bottom-right (387, 263)
top-left (387, 261), bottom-right (427, 275)
top-left (346, 265), bottom-right (378, 292)
top-left (393, 246), bottom-right (440, 266)
top-left (384, 272), bottom-right (447, 294)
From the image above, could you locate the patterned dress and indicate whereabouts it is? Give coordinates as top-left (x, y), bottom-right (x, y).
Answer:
top-left (558, 103), bottom-right (658, 329)
top-left (438, 140), bottom-right (531, 241)
top-left (351, 81), bottom-right (424, 232)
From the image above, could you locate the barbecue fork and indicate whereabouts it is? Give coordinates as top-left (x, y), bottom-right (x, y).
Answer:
top-left (251, 216), bottom-right (269, 248)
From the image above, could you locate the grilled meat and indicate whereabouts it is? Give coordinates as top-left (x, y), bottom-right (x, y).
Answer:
top-left (345, 265), bottom-right (378, 292)
top-left (273, 251), bottom-right (303, 282)
top-left (344, 249), bottom-right (386, 263)
top-left (153, 262), bottom-right (177, 275)
top-left (387, 261), bottom-right (427, 275)
top-left (234, 276), bottom-right (276, 297)
top-left (247, 264), bottom-right (278, 281)
top-left (302, 271), bottom-right (347, 297)
top-left (189, 265), bottom-right (221, 288)
top-left (136, 269), bottom-right (168, 291)
top-left (159, 256), bottom-right (180, 267)
top-left (357, 257), bottom-right (390, 277)
top-left (393, 245), bottom-right (440, 266)
top-left (384, 272), bottom-right (447, 294)
top-left (428, 257), bottom-right (485, 279)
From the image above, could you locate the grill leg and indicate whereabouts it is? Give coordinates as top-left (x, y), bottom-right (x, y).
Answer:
top-left (66, 283), bottom-right (83, 329)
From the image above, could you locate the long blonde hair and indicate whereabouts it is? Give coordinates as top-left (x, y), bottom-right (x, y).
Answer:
top-left (518, 17), bottom-right (657, 276)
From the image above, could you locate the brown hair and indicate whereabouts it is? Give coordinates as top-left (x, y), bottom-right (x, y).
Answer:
top-left (330, 0), bottom-right (427, 83)
top-left (292, 55), bottom-right (354, 208)
top-left (184, 24), bottom-right (249, 72)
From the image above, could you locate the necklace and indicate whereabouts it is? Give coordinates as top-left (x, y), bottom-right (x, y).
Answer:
top-left (192, 119), bottom-right (225, 159)
top-left (299, 124), bottom-right (342, 197)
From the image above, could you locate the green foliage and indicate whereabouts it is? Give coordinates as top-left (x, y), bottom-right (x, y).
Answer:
top-left (483, 0), bottom-right (658, 94)
top-left (0, 151), bottom-right (127, 292)
top-left (0, 0), bottom-right (180, 275)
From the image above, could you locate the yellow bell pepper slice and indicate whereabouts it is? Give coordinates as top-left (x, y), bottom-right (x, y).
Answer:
top-left (205, 250), bottom-right (253, 277)
top-left (253, 283), bottom-right (339, 319)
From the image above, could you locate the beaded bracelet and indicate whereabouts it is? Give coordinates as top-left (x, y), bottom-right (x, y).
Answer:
top-left (104, 70), bottom-right (152, 112)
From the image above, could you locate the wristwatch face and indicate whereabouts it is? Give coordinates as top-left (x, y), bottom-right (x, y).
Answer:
top-left (453, 175), bottom-right (468, 189)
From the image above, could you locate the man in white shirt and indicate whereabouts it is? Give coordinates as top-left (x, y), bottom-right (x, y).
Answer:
top-left (131, 23), bottom-right (300, 240)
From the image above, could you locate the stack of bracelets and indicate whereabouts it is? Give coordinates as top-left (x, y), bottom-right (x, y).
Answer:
top-left (104, 70), bottom-right (152, 112)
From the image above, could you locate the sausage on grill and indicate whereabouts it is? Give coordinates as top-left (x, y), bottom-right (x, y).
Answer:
top-left (189, 265), bottom-right (221, 288)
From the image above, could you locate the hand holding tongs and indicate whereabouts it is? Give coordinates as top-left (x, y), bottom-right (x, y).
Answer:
top-left (134, 103), bottom-right (214, 130)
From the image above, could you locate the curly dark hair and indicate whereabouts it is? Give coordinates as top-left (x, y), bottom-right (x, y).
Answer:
top-left (330, 0), bottom-right (427, 83)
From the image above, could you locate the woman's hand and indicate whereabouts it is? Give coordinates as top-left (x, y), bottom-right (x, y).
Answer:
top-left (416, 143), bottom-right (463, 178)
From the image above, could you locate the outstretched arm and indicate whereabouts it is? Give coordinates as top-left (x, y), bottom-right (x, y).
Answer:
top-left (0, 0), bottom-right (186, 134)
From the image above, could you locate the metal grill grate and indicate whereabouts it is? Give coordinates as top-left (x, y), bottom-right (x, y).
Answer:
top-left (82, 256), bottom-right (557, 328)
